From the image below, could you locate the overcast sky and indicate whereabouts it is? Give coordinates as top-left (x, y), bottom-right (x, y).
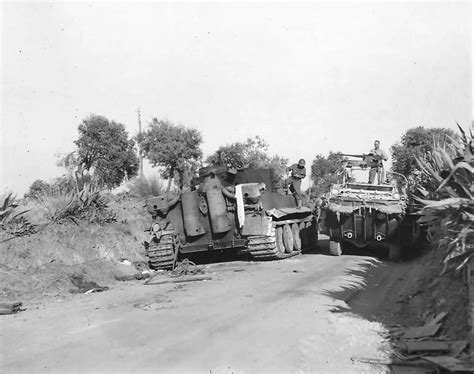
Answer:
top-left (1, 1), bottom-right (472, 194)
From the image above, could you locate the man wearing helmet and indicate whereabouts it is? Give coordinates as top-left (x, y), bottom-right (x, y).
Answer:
top-left (287, 159), bottom-right (306, 208)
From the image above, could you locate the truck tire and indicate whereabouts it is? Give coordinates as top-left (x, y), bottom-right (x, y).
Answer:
top-left (306, 221), bottom-right (316, 248)
top-left (282, 224), bottom-right (294, 253)
top-left (299, 222), bottom-right (307, 251)
top-left (389, 243), bottom-right (401, 261)
top-left (329, 240), bottom-right (342, 256)
top-left (292, 223), bottom-right (302, 251)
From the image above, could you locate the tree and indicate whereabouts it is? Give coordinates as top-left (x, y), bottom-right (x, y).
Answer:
top-left (206, 136), bottom-right (270, 169)
top-left (206, 137), bottom-right (289, 189)
top-left (310, 152), bottom-right (344, 197)
top-left (137, 119), bottom-right (203, 192)
top-left (390, 126), bottom-right (458, 189)
top-left (24, 179), bottom-right (51, 200)
top-left (74, 115), bottom-right (139, 189)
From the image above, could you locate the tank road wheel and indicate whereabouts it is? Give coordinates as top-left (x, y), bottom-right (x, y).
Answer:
top-left (292, 224), bottom-right (301, 251)
top-left (275, 226), bottom-right (285, 254)
top-left (146, 234), bottom-right (175, 270)
top-left (299, 222), bottom-right (307, 251)
top-left (282, 224), bottom-right (294, 253)
top-left (329, 240), bottom-right (342, 256)
top-left (389, 243), bottom-right (401, 262)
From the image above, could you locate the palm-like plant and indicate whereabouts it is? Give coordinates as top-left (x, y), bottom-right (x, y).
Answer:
top-left (0, 193), bottom-right (35, 239)
top-left (415, 124), bottom-right (473, 273)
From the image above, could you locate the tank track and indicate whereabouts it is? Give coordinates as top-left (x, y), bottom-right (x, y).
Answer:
top-left (247, 234), bottom-right (300, 261)
top-left (147, 232), bottom-right (175, 270)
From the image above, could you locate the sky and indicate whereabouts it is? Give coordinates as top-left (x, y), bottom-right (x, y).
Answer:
top-left (1, 1), bottom-right (472, 194)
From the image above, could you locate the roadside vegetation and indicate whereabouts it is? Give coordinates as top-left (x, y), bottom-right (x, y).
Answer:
top-left (415, 125), bottom-right (473, 273)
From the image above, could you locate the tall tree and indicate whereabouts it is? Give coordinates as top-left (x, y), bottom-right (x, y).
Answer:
top-left (206, 137), bottom-right (288, 189)
top-left (310, 152), bottom-right (344, 197)
top-left (390, 126), bottom-right (458, 188)
top-left (75, 115), bottom-right (139, 189)
top-left (137, 119), bottom-right (203, 191)
top-left (206, 136), bottom-right (270, 169)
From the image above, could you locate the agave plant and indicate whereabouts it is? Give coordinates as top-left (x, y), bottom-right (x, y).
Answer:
top-left (0, 193), bottom-right (35, 239)
top-left (415, 124), bottom-right (473, 273)
top-left (38, 181), bottom-right (114, 224)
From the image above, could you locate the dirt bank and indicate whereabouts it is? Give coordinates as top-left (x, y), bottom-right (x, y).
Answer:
top-left (0, 195), bottom-right (151, 300)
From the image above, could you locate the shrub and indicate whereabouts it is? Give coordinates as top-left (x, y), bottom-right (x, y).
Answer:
top-left (416, 125), bottom-right (473, 273)
top-left (0, 193), bottom-right (36, 239)
top-left (24, 179), bottom-right (51, 200)
top-left (37, 182), bottom-right (116, 224)
top-left (128, 175), bottom-right (165, 198)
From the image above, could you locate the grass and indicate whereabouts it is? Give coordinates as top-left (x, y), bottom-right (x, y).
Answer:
top-left (127, 175), bottom-right (165, 198)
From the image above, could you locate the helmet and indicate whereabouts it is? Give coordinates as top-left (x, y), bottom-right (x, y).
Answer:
top-left (298, 159), bottom-right (306, 167)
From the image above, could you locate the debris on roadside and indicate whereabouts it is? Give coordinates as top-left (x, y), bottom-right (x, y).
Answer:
top-left (422, 356), bottom-right (474, 372)
top-left (69, 274), bottom-right (109, 294)
top-left (381, 311), bottom-right (474, 373)
top-left (0, 301), bottom-right (25, 315)
top-left (115, 272), bottom-right (151, 281)
top-left (402, 322), bottom-right (442, 339)
top-left (144, 259), bottom-right (211, 285)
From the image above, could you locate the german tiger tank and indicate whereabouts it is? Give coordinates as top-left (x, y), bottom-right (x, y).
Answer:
top-left (144, 166), bottom-right (318, 269)
top-left (319, 155), bottom-right (417, 261)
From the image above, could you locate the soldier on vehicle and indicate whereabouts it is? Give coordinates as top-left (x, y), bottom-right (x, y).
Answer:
top-left (287, 159), bottom-right (306, 208)
top-left (368, 140), bottom-right (388, 184)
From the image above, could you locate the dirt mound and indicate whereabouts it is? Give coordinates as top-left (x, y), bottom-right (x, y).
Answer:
top-left (0, 195), bottom-right (152, 301)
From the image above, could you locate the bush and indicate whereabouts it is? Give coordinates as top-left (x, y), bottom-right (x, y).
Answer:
top-left (416, 125), bottom-right (473, 273)
top-left (24, 179), bottom-right (51, 200)
top-left (37, 182), bottom-right (116, 224)
top-left (128, 175), bottom-right (165, 198)
top-left (0, 193), bottom-right (36, 239)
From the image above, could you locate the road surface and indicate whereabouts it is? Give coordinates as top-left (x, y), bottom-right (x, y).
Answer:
top-left (1, 252), bottom-right (391, 373)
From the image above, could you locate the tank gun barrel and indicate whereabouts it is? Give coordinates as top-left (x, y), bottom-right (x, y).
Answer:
top-left (341, 153), bottom-right (382, 161)
top-left (341, 153), bottom-right (367, 158)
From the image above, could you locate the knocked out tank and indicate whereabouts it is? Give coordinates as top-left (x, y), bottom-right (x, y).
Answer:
top-left (319, 155), bottom-right (417, 261)
top-left (144, 166), bottom-right (318, 269)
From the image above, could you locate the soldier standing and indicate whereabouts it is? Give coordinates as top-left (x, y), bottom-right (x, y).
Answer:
top-left (287, 159), bottom-right (306, 208)
top-left (368, 140), bottom-right (388, 184)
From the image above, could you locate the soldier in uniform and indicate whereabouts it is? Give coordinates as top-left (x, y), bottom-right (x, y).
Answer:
top-left (287, 159), bottom-right (306, 208)
top-left (368, 140), bottom-right (388, 184)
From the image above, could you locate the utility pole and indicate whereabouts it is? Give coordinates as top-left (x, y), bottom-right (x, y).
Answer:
top-left (137, 107), bottom-right (144, 178)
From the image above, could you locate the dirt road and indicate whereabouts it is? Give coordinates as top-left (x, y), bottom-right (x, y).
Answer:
top-left (1, 252), bottom-right (391, 373)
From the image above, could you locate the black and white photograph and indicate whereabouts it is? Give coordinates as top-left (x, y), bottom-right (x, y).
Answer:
top-left (1, 0), bottom-right (472, 372)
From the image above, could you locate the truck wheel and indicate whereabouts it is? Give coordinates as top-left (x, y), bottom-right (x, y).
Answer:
top-left (292, 224), bottom-right (302, 251)
top-left (275, 226), bottom-right (285, 254)
top-left (389, 243), bottom-right (401, 261)
top-left (306, 221), bottom-right (315, 248)
top-left (329, 240), bottom-right (342, 256)
top-left (299, 222), bottom-right (307, 250)
top-left (282, 224), bottom-right (294, 253)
